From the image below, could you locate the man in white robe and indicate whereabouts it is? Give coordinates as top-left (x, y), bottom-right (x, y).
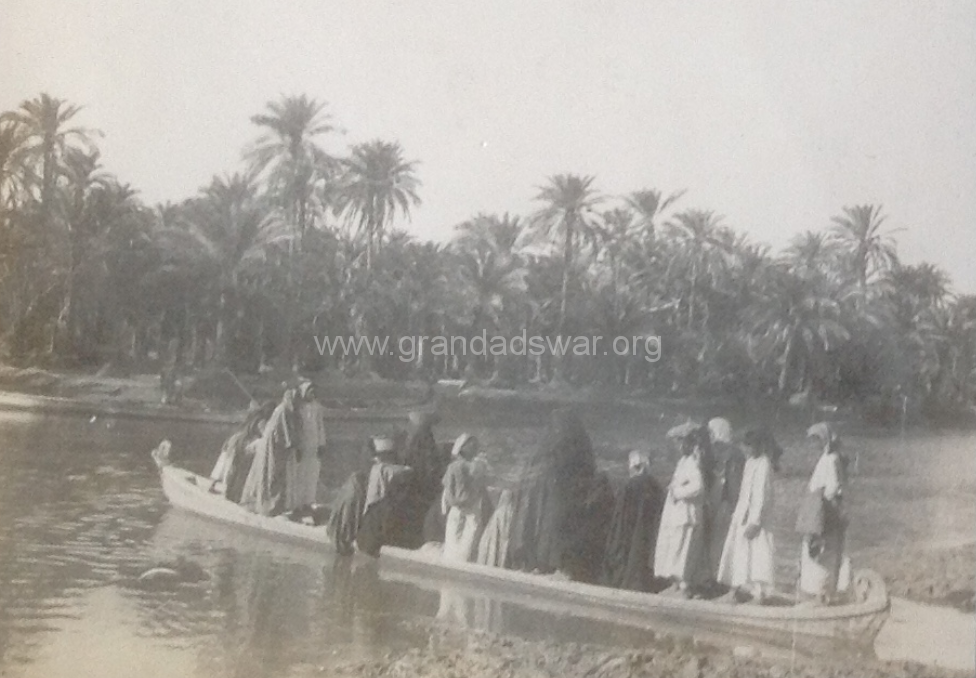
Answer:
top-left (799, 422), bottom-right (850, 603)
top-left (441, 433), bottom-right (488, 563)
top-left (717, 428), bottom-right (776, 604)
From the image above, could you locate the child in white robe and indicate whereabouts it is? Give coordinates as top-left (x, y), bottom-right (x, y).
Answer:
top-left (654, 429), bottom-right (706, 597)
top-left (717, 428), bottom-right (777, 604)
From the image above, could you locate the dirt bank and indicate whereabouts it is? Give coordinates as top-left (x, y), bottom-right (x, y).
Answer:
top-left (865, 543), bottom-right (975, 612)
top-left (0, 365), bottom-right (432, 416)
top-left (306, 627), bottom-right (966, 678)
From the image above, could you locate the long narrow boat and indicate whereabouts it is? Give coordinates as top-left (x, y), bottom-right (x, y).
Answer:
top-left (155, 454), bottom-right (890, 648)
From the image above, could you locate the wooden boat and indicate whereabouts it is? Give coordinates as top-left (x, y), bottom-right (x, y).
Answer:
top-left (154, 452), bottom-right (890, 649)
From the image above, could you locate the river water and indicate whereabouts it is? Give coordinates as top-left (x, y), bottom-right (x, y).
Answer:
top-left (0, 407), bottom-right (972, 678)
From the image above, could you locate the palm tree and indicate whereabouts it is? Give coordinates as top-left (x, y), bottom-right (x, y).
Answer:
top-left (666, 209), bottom-right (731, 330)
top-left (0, 120), bottom-right (30, 214)
top-left (625, 188), bottom-right (685, 242)
top-left (596, 208), bottom-right (635, 267)
top-left (245, 94), bottom-right (337, 244)
top-left (829, 204), bottom-right (898, 293)
top-left (333, 139), bottom-right (421, 271)
top-left (594, 208), bottom-right (639, 342)
top-left (0, 94), bottom-right (96, 232)
top-left (54, 148), bottom-right (112, 349)
top-left (912, 296), bottom-right (976, 413)
top-left (748, 265), bottom-right (851, 394)
top-left (451, 213), bottom-right (528, 379)
top-left (888, 262), bottom-right (950, 316)
top-left (0, 121), bottom-right (31, 300)
top-left (152, 174), bottom-right (282, 367)
top-left (530, 174), bottom-right (602, 328)
top-left (68, 179), bottom-right (152, 361)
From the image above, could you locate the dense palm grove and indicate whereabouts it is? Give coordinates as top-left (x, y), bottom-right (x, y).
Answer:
top-left (1, 93), bottom-right (974, 420)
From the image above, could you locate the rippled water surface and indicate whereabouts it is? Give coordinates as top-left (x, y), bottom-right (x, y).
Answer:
top-left (0, 407), bottom-right (972, 678)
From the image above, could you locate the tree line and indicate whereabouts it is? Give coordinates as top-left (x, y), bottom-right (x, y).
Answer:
top-left (1, 92), bottom-right (974, 421)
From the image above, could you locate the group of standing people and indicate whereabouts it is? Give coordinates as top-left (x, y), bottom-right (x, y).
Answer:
top-left (653, 418), bottom-right (850, 605)
top-left (208, 396), bottom-right (851, 607)
top-left (208, 380), bottom-right (328, 518)
top-left (326, 411), bottom-right (461, 557)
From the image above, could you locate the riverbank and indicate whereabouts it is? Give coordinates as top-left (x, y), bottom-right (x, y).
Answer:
top-left (0, 366), bottom-right (430, 423)
top-left (864, 542), bottom-right (975, 612)
top-left (310, 626), bottom-right (969, 678)
top-left (1, 364), bottom-right (973, 618)
top-left (0, 364), bottom-right (902, 430)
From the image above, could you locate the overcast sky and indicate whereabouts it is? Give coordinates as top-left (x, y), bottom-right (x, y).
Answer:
top-left (3, 1), bottom-right (975, 291)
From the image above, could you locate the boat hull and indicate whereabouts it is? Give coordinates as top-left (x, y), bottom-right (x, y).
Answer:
top-left (158, 464), bottom-right (889, 648)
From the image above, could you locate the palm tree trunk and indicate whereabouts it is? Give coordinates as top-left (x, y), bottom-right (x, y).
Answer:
top-left (778, 332), bottom-right (795, 394)
top-left (214, 291), bottom-right (229, 367)
top-left (553, 222), bottom-right (573, 384)
top-left (40, 143), bottom-right (55, 232)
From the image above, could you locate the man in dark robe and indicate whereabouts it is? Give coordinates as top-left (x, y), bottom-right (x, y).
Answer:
top-left (601, 451), bottom-right (665, 591)
top-left (507, 408), bottom-right (598, 574)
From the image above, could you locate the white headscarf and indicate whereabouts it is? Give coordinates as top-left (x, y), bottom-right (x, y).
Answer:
top-left (372, 436), bottom-right (396, 455)
top-left (708, 417), bottom-right (733, 444)
top-left (627, 450), bottom-right (650, 475)
top-left (807, 421), bottom-right (841, 451)
top-left (451, 433), bottom-right (476, 458)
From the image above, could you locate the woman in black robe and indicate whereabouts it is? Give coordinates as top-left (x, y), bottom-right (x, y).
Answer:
top-left (356, 437), bottom-right (425, 555)
top-left (561, 470), bottom-right (616, 583)
top-left (507, 408), bottom-right (599, 575)
top-left (398, 412), bottom-right (442, 488)
top-left (397, 412), bottom-right (445, 545)
top-left (601, 451), bottom-right (665, 591)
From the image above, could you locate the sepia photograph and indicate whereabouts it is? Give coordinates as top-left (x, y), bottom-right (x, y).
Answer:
top-left (0, 2), bottom-right (974, 677)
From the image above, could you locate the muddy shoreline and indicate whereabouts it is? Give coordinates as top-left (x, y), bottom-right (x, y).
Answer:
top-left (3, 364), bottom-right (974, 431)
top-left (866, 543), bottom-right (975, 611)
top-left (309, 626), bottom-right (968, 678)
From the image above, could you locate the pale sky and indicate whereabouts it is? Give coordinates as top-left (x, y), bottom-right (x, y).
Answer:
top-left (3, 1), bottom-right (975, 291)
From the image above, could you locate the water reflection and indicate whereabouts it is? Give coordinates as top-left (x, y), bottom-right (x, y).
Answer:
top-left (142, 510), bottom-right (433, 676)
top-left (435, 584), bottom-right (504, 633)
